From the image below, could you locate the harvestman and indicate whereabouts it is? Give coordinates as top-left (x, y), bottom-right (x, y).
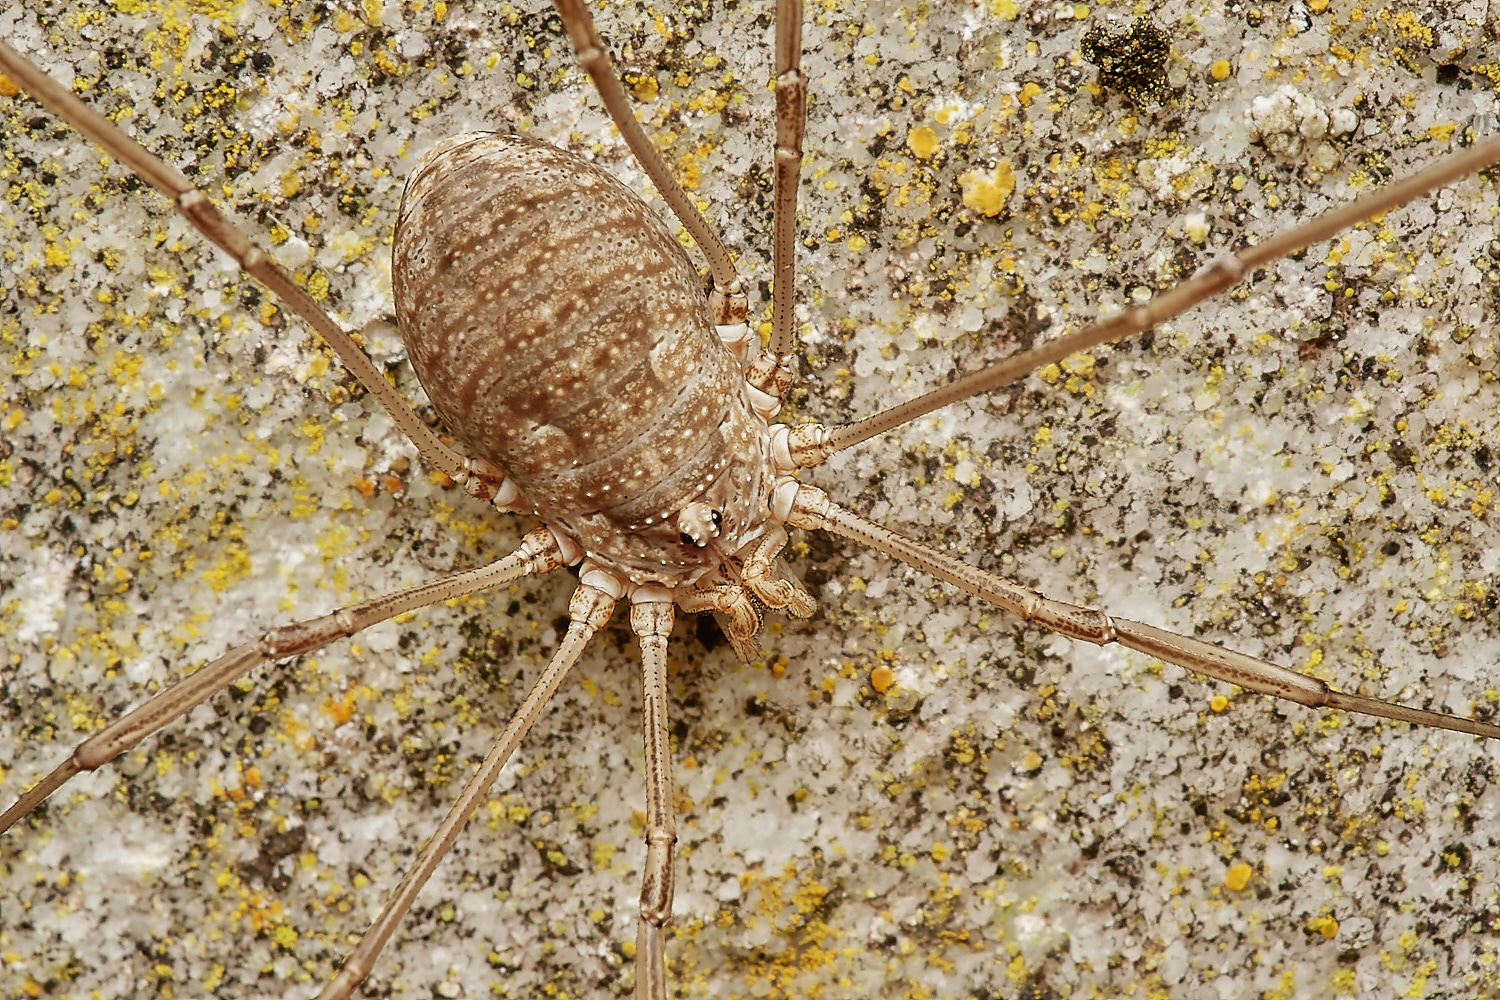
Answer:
top-left (4, 1), bottom-right (1500, 997)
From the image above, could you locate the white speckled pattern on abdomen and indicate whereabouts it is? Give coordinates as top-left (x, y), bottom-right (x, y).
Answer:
top-left (393, 132), bottom-right (774, 584)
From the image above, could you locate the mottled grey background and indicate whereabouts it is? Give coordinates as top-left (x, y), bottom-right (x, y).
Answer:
top-left (3, 1), bottom-right (1499, 997)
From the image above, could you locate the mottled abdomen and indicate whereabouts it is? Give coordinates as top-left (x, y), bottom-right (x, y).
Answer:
top-left (392, 133), bottom-right (773, 585)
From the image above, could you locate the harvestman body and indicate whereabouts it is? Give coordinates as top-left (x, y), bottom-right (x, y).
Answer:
top-left (4, 0), bottom-right (1500, 997)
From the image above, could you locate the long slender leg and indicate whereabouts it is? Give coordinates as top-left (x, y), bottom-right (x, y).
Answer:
top-left (551, 0), bottom-right (747, 326)
top-left (788, 485), bottom-right (1500, 741)
top-left (746, 0), bottom-right (807, 399)
top-left (0, 41), bottom-right (492, 491)
top-left (0, 529), bottom-right (565, 834)
top-left (793, 131), bottom-right (1500, 465)
top-left (319, 583), bottom-right (617, 1000)
top-left (631, 600), bottom-right (677, 1000)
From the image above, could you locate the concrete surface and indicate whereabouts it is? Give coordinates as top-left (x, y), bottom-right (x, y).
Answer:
top-left (3, 0), bottom-right (1499, 997)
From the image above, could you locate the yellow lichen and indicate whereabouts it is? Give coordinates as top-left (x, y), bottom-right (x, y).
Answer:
top-left (907, 125), bottom-right (939, 159)
top-left (959, 161), bottom-right (1015, 217)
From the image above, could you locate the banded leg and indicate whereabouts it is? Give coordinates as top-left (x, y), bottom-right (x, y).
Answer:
top-left (631, 600), bottom-right (677, 1000)
top-left (788, 485), bottom-right (1500, 741)
top-left (0, 529), bottom-right (566, 835)
top-left (747, 0), bottom-right (808, 399)
top-left (796, 129), bottom-right (1500, 465)
top-left (551, 0), bottom-right (747, 326)
top-left (0, 40), bottom-right (496, 494)
top-left (319, 584), bottom-right (617, 1000)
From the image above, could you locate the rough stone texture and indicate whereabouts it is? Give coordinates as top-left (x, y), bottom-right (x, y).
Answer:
top-left (2, 1), bottom-right (1499, 998)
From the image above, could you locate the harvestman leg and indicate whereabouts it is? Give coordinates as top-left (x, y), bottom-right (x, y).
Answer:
top-left (788, 486), bottom-right (1500, 739)
top-left (553, 0), bottom-right (747, 329)
top-left (0, 530), bottom-right (567, 833)
top-left (0, 34), bottom-right (620, 997)
top-left (807, 131), bottom-right (1500, 457)
top-left (755, 0), bottom-right (808, 399)
top-left (777, 131), bottom-right (1500, 740)
top-left (318, 584), bottom-right (619, 1000)
top-left (632, 599), bottom-right (679, 1000)
top-left (549, 4), bottom-right (811, 994)
top-left (318, 590), bottom-right (677, 1000)
top-left (0, 42), bottom-right (481, 489)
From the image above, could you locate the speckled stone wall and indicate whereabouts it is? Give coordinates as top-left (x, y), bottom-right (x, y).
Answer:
top-left (2, 1), bottom-right (1499, 998)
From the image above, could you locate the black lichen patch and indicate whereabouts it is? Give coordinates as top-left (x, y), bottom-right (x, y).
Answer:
top-left (1081, 18), bottom-right (1171, 106)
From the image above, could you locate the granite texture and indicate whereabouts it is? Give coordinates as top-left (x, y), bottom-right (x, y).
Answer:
top-left (2, 1), bottom-right (1499, 998)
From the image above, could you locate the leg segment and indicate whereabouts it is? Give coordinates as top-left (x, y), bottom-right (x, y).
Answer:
top-left (550, 0), bottom-right (746, 326)
top-left (789, 485), bottom-right (1500, 741)
top-left (0, 529), bottom-right (565, 835)
top-left (0, 40), bottom-right (473, 485)
top-left (631, 600), bottom-right (677, 1000)
top-left (319, 583), bottom-right (617, 1000)
top-left (747, 0), bottom-right (807, 400)
top-left (815, 131), bottom-right (1500, 460)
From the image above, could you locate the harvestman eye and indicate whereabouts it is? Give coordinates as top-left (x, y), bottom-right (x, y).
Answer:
top-left (3, 2), bottom-right (1500, 998)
